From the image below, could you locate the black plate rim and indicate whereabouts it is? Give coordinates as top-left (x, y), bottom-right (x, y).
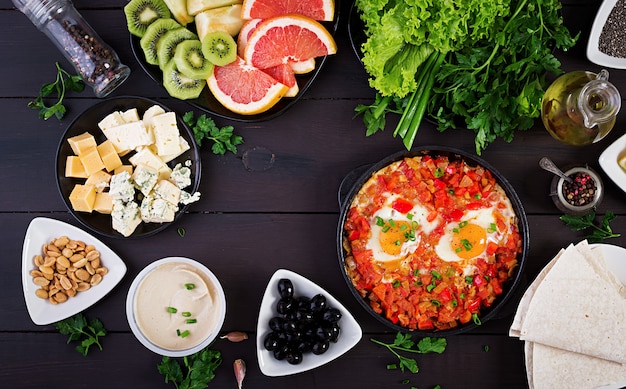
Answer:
top-left (336, 146), bottom-right (530, 335)
top-left (56, 96), bottom-right (202, 239)
top-left (130, 3), bottom-right (342, 123)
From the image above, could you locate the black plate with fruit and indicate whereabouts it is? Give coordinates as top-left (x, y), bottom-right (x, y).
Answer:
top-left (127, 0), bottom-right (341, 122)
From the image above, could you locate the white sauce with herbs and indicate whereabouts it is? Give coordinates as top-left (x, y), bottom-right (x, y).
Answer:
top-left (133, 262), bottom-right (222, 350)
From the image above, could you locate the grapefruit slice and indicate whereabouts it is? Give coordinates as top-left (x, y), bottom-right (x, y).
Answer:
top-left (243, 14), bottom-right (337, 70)
top-left (207, 56), bottom-right (289, 115)
top-left (237, 18), bottom-right (263, 57)
top-left (241, 0), bottom-right (335, 21)
top-left (261, 63), bottom-right (298, 97)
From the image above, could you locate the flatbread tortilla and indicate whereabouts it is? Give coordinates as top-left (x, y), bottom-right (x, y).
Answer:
top-left (515, 241), bottom-right (626, 364)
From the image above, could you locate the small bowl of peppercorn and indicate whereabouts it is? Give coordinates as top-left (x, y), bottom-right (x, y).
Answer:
top-left (550, 165), bottom-right (604, 215)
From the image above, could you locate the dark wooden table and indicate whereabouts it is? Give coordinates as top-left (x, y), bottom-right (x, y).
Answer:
top-left (1, 1), bottom-right (624, 388)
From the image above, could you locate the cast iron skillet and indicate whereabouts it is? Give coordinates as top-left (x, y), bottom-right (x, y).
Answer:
top-left (336, 146), bottom-right (529, 336)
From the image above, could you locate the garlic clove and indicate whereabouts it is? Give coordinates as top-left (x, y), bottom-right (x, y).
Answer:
top-left (234, 358), bottom-right (246, 389)
top-left (220, 331), bottom-right (248, 342)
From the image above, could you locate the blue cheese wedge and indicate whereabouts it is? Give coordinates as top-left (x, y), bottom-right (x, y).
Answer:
top-left (180, 190), bottom-right (201, 205)
top-left (109, 171), bottom-right (135, 202)
top-left (170, 163), bottom-right (192, 189)
top-left (140, 195), bottom-right (178, 223)
top-left (112, 199), bottom-right (142, 237)
top-left (132, 164), bottom-right (159, 196)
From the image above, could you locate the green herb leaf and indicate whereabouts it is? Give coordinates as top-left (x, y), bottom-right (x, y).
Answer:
top-left (28, 62), bottom-right (84, 121)
top-left (54, 313), bottom-right (106, 356)
top-left (157, 348), bottom-right (222, 389)
top-left (371, 333), bottom-right (447, 374)
top-left (183, 111), bottom-right (243, 155)
top-left (560, 211), bottom-right (620, 243)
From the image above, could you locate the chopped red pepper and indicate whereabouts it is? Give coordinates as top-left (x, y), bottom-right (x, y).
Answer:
top-left (391, 198), bottom-right (414, 214)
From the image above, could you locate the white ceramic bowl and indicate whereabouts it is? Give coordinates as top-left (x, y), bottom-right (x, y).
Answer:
top-left (22, 217), bottom-right (127, 325)
top-left (256, 269), bottom-right (362, 377)
top-left (599, 132), bottom-right (626, 193)
top-left (587, 0), bottom-right (626, 69)
top-left (126, 257), bottom-right (226, 357)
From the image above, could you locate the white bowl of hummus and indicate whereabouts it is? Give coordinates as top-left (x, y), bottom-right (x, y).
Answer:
top-left (126, 257), bottom-right (226, 356)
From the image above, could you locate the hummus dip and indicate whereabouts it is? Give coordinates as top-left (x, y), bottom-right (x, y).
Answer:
top-left (133, 261), bottom-right (223, 351)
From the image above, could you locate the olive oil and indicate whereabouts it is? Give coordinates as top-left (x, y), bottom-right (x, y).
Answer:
top-left (541, 70), bottom-right (620, 146)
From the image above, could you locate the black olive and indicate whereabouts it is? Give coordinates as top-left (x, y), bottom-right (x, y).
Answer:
top-left (286, 351), bottom-right (303, 365)
top-left (329, 324), bottom-right (340, 342)
top-left (276, 297), bottom-right (295, 315)
top-left (282, 319), bottom-right (299, 333)
top-left (264, 332), bottom-right (281, 351)
top-left (295, 295), bottom-right (311, 310)
top-left (314, 326), bottom-right (332, 341)
top-left (285, 330), bottom-right (302, 343)
top-left (294, 339), bottom-right (312, 353)
top-left (312, 340), bottom-right (330, 355)
top-left (296, 309), bottom-right (315, 323)
top-left (309, 294), bottom-right (327, 313)
top-left (273, 344), bottom-right (290, 360)
top-left (268, 316), bottom-right (285, 332)
top-left (322, 307), bottom-right (342, 323)
top-left (277, 278), bottom-right (294, 299)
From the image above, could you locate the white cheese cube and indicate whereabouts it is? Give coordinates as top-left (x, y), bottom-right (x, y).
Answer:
top-left (102, 121), bottom-right (154, 153)
top-left (121, 108), bottom-right (140, 123)
top-left (151, 112), bottom-right (182, 157)
top-left (129, 147), bottom-right (172, 180)
top-left (98, 111), bottom-right (124, 131)
top-left (140, 195), bottom-right (178, 223)
top-left (111, 200), bottom-right (142, 237)
top-left (142, 105), bottom-right (166, 129)
top-left (156, 136), bottom-right (191, 163)
top-left (109, 171), bottom-right (135, 202)
top-left (153, 179), bottom-right (181, 204)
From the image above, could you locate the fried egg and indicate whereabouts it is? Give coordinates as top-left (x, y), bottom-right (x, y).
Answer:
top-left (435, 204), bottom-right (515, 263)
top-left (366, 195), bottom-right (439, 262)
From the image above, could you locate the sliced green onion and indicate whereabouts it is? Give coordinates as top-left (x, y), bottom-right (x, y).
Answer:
top-left (185, 283), bottom-right (195, 290)
top-left (177, 227), bottom-right (186, 237)
top-left (181, 311), bottom-right (192, 317)
top-left (431, 270), bottom-right (442, 280)
top-left (472, 313), bottom-right (482, 326)
top-left (392, 279), bottom-right (401, 288)
top-left (431, 299), bottom-right (441, 307)
top-left (185, 319), bottom-right (197, 324)
top-left (179, 330), bottom-right (190, 338)
top-left (167, 307), bottom-right (177, 313)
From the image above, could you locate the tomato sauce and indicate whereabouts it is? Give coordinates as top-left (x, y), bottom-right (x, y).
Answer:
top-left (343, 156), bottom-right (522, 331)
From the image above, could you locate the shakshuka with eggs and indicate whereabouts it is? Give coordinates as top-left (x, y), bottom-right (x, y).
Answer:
top-left (342, 155), bottom-right (522, 331)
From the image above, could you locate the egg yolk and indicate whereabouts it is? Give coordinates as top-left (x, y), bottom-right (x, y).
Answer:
top-left (451, 223), bottom-right (487, 259)
top-left (378, 221), bottom-right (412, 256)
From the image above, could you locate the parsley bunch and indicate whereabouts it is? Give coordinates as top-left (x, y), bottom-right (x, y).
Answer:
top-left (157, 348), bottom-right (222, 389)
top-left (54, 313), bottom-right (106, 356)
top-left (28, 62), bottom-right (84, 120)
top-left (371, 333), bottom-right (446, 373)
top-left (183, 111), bottom-right (243, 155)
top-left (560, 211), bottom-right (620, 243)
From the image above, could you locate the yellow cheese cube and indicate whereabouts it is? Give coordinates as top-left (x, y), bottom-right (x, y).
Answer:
top-left (67, 132), bottom-right (97, 155)
top-left (93, 192), bottom-right (114, 214)
top-left (69, 184), bottom-right (96, 213)
top-left (79, 147), bottom-right (106, 176)
top-left (97, 140), bottom-right (123, 172)
top-left (114, 165), bottom-right (133, 176)
top-left (85, 170), bottom-right (112, 193)
top-left (65, 156), bottom-right (88, 178)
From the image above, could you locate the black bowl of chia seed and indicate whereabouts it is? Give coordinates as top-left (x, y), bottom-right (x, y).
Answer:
top-left (550, 165), bottom-right (604, 215)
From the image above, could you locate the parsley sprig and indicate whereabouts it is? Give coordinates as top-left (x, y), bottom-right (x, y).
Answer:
top-left (371, 333), bottom-right (446, 373)
top-left (560, 211), bottom-right (620, 243)
top-left (183, 111), bottom-right (243, 155)
top-left (157, 348), bottom-right (222, 389)
top-left (54, 313), bottom-right (106, 356)
top-left (28, 62), bottom-right (84, 120)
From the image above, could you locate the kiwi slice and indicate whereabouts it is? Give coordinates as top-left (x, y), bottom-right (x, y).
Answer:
top-left (201, 31), bottom-right (237, 67)
top-left (140, 18), bottom-right (182, 66)
top-left (156, 28), bottom-right (198, 70)
top-left (124, 0), bottom-right (171, 38)
top-left (162, 59), bottom-right (206, 100)
top-left (173, 40), bottom-right (214, 80)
